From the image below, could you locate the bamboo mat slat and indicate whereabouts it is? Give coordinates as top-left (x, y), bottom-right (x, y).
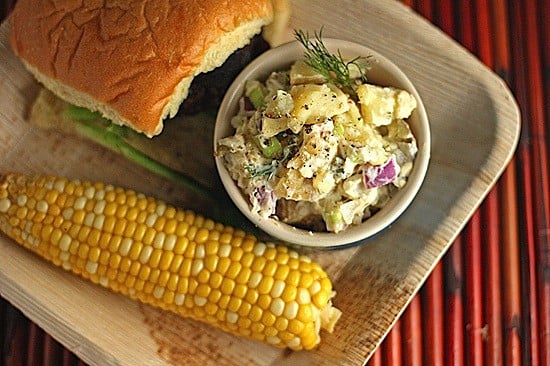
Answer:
top-left (1, 0), bottom-right (548, 365)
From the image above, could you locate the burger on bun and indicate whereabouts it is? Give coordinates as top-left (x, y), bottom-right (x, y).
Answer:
top-left (10, 0), bottom-right (290, 137)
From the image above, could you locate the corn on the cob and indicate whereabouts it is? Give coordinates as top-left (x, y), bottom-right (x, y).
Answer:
top-left (0, 173), bottom-right (341, 350)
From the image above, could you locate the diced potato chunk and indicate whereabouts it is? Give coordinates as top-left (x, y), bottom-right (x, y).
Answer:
top-left (288, 83), bottom-right (349, 132)
top-left (286, 120), bottom-right (338, 178)
top-left (290, 60), bottom-right (327, 85)
top-left (273, 168), bottom-right (325, 201)
top-left (261, 116), bottom-right (289, 138)
top-left (357, 84), bottom-right (417, 126)
top-left (265, 90), bottom-right (294, 117)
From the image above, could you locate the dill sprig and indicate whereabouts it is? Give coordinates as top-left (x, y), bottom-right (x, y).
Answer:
top-left (294, 28), bottom-right (370, 97)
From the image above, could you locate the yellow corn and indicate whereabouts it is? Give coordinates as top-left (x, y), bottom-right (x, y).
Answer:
top-left (0, 173), bottom-right (341, 350)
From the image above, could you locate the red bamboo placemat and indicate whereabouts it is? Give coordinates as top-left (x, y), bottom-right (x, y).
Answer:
top-left (1, 0), bottom-right (548, 365)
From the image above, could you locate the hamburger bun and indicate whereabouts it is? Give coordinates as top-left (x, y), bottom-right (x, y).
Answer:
top-left (10, 0), bottom-right (277, 137)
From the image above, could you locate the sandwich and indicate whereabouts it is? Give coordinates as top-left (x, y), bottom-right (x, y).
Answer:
top-left (10, 0), bottom-right (290, 137)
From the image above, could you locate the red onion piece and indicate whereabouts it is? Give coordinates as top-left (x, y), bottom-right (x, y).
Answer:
top-left (363, 156), bottom-right (400, 188)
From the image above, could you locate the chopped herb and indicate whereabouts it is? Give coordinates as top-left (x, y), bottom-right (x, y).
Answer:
top-left (294, 28), bottom-right (371, 98)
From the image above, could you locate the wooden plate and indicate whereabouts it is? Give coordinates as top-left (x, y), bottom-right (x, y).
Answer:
top-left (0, 1), bottom-right (520, 365)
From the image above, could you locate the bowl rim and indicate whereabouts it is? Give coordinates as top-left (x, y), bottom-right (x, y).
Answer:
top-left (214, 38), bottom-right (431, 248)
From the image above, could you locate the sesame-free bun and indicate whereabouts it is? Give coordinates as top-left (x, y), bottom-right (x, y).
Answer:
top-left (10, 0), bottom-right (274, 137)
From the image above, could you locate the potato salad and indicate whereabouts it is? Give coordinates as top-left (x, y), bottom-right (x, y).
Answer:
top-left (217, 60), bottom-right (418, 233)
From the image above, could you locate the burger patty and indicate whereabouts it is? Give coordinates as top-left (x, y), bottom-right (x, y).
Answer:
top-left (178, 34), bottom-right (270, 115)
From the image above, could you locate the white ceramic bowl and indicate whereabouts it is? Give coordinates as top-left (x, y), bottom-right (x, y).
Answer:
top-left (214, 39), bottom-right (430, 248)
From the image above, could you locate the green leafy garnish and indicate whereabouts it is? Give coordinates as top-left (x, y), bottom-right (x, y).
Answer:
top-left (294, 28), bottom-right (370, 97)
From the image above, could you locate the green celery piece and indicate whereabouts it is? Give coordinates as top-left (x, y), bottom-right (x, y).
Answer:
top-left (258, 136), bottom-right (282, 159)
top-left (245, 80), bottom-right (266, 109)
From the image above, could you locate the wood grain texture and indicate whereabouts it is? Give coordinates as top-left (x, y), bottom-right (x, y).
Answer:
top-left (0, 0), bottom-right (520, 365)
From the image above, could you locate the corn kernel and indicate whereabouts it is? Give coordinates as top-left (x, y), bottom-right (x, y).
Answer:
top-left (77, 226), bottom-right (91, 243)
top-left (240, 252), bottom-right (255, 268)
top-left (148, 269), bottom-right (160, 284)
top-left (220, 278), bottom-right (235, 295)
top-left (238, 301), bottom-right (251, 317)
top-left (163, 290), bottom-right (175, 304)
top-left (77, 244), bottom-right (89, 259)
top-left (227, 297), bottom-right (242, 313)
top-left (164, 219), bottom-right (177, 234)
top-left (208, 289), bottom-right (221, 304)
top-left (174, 236), bottom-right (188, 255)
top-left (142, 227), bottom-right (156, 245)
top-left (233, 284), bottom-right (247, 299)
top-left (288, 318), bottom-right (304, 334)
top-left (197, 269), bottom-right (210, 284)
top-left (164, 234), bottom-right (176, 251)
top-left (103, 216), bottom-right (116, 233)
top-left (297, 288), bottom-right (311, 305)
top-left (257, 294), bottom-right (271, 310)
top-left (126, 207), bottom-right (139, 222)
top-left (247, 272), bottom-right (262, 289)
top-left (288, 258), bottom-right (300, 270)
top-left (153, 216), bottom-right (166, 232)
top-left (204, 303), bottom-right (218, 316)
top-left (218, 244), bottom-right (231, 258)
top-left (88, 247), bottom-right (101, 262)
top-left (226, 262), bottom-right (242, 280)
top-left (129, 261), bottom-right (141, 276)
top-left (108, 235), bottom-right (122, 253)
top-left (249, 306), bottom-right (263, 322)
top-left (134, 279), bottom-right (145, 291)
top-left (113, 218), bottom-right (127, 235)
top-left (237, 317), bottom-right (251, 329)
top-left (251, 322), bottom-right (265, 335)
top-left (274, 265), bottom-right (290, 281)
top-left (128, 242), bottom-right (143, 260)
top-left (209, 272), bottom-right (223, 289)
top-left (120, 257), bottom-right (132, 272)
top-left (123, 221), bottom-right (137, 238)
top-left (241, 238), bottom-right (255, 252)
top-left (234, 267), bottom-right (251, 285)
top-left (264, 326), bottom-right (278, 338)
top-left (297, 304), bottom-right (313, 323)
top-left (300, 324), bottom-right (317, 349)
top-left (99, 251), bottom-right (110, 265)
top-left (215, 308), bottom-right (226, 322)
top-left (188, 278), bottom-right (198, 293)
top-left (195, 283), bottom-right (211, 298)
top-left (143, 282), bottom-right (155, 295)
top-left (217, 257), bottom-right (231, 275)
top-left (312, 290), bottom-right (330, 308)
top-left (191, 258), bottom-right (204, 276)
top-left (104, 202), bottom-right (117, 216)
top-left (153, 232), bottom-right (165, 249)
top-left (186, 226), bottom-right (197, 241)
top-left (219, 232), bottom-right (232, 245)
top-left (138, 265), bottom-right (151, 281)
top-left (257, 277), bottom-right (274, 295)
top-left (218, 294), bottom-right (230, 309)
top-left (251, 257), bottom-right (266, 272)
top-left (201, 256), bottom-right (217, 273)
top-left (194, 228), bottom-right (209, 244)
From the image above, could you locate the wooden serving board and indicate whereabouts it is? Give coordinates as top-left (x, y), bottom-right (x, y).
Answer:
top-left (0, 1), bottom-right (520, 365)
